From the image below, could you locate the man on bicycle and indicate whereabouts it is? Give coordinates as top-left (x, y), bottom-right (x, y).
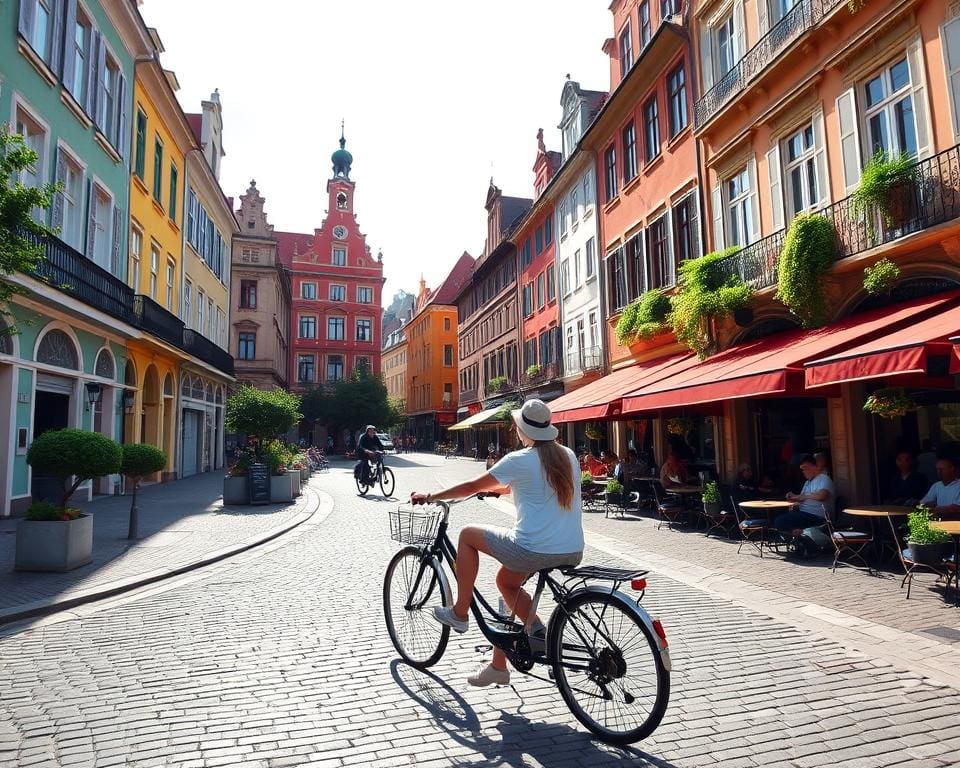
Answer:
top-left (355, 425), bottom-right (385, 485)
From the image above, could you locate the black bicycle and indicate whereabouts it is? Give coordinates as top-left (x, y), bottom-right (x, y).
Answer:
top-left (382, 495), bottom-right (671, 745)
top-left (357, 451), bottom-right (395, 497)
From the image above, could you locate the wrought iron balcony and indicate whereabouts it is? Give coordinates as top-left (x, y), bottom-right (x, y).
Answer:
top-left (565, 346), bottom-right (604, 374)
top-left (521, 362), bottom-right (560, 387)
top-left (23, 229), bottom-right (136, 324)
top-left (134, 295), bottom-right (184, 349)
top-left (694, 0), bottom-right (842, 128)
top-left (183, 329), bottom-right (235, 377)
top-left (717, 144), bottom-right (960, 290)
top-left (459, 388), bottom-right (479, 405)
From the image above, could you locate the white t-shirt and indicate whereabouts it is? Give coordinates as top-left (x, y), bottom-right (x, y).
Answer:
top-left (800, 472), bottom-right (834, 519)
top-left (921, 479), bottom-right (960, 507)
top-left (490, 446), bottom-right (584, 554)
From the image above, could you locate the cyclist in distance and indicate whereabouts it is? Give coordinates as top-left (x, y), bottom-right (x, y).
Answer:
top-left (411, 399), bottom-right (584, 687)
top-left (356, 425), bottom-right (385, 486)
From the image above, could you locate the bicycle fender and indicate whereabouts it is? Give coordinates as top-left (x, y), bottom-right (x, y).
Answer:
top-left (431, 555), bottom-right (454, 607)
top-left (562, 586), bottom-right (672, 672)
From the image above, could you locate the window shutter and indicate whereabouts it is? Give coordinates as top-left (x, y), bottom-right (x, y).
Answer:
top-left (700, 26), bottom-right (714, 91)
top-left (711, 183), bottom-right (724, 250)
top-left (17, 0), bottom-right (35, 41)
top-left (85, 179), bottom-right (96, 258)
top-left (62, 0), bottom-right (77, 92)
top-left (836, 87), bottom-right (862, 193)
top-left (811, 108), bottom-right (830, 207)
top-left (734, 0), bottom-right (746, 61)
top-left (942, 17), bottom-right (960, 140)
top-left (766, 144), bottom-right (784, 232)
top-left (690, 192), bottom-right (702, 259)
top-left (95, 36), bottom-right (107, 129)
top-left (747, 157), bottom-right (761, 243)
top-left (86, 30), bottom-right (101, 118)
top-left (49, 0), bottom-right (65, 74)
top-left (52, 146), bottom-right (66, 231)
top-left (906, 35), bottom-right (932, 159)
top-left (663, 208), bottom-right (675, 287)
top-left (757, 0), bottom-right (768, 36)
top-left (112, 203), bottom-right (122, 277)
top-left (116, 72), bottom-right (128, 160)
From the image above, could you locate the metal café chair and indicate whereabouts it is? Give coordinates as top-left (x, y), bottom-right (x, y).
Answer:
top-left (704, 485), bottom-right (739, 540)
top-left (823, 512), bottom-right (873, 573)
top-left (652, 480), bottom-right (686, 530)
top-left (732, 493), bottom-right (771, 557)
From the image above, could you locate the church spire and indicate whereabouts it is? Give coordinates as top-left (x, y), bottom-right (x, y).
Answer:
top-left (331, 120), bottom-right (353, 179)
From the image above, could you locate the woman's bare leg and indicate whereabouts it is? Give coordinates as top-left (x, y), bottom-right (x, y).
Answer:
top-left (452, 526), bottom-right (495, 619)
top-left (492, 567), bottom-right (537, 671)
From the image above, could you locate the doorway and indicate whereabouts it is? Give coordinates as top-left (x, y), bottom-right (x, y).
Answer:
top-left (181, 409), bottom-right (201, 477)
top-left (31, 388), bottom-right (71, 503)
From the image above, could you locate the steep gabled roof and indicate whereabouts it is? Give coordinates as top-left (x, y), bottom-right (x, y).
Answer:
top-left (274, 230), bottom-right (315, 267)
top-left (185, 113), bottom-right (203, 145)
top-left (430, 252), bottom-right (476, 307)
top-left (499, 196), bottom-right (533, 235)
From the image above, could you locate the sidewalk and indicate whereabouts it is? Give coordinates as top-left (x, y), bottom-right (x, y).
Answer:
top-left (0, 471), bottom-right (321, 625)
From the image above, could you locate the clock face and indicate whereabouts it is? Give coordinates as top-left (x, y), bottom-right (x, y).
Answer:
top-left (333, 225), bottom-right (348, 241)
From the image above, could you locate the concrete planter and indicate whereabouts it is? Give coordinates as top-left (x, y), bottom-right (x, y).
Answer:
top-left (299, 467), bottom-right (310, 484)
top-left (15, 514), bottom-right (93, 572)
top-left (270, 475), bottom-right (293, 503)
top-left (223, 476), bottom-right (249, 505)
top-left (291, 472), bottom-right (302, 497)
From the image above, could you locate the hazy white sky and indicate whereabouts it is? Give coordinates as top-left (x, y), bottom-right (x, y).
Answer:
top-left (139, 1), bottom-right (611, 304)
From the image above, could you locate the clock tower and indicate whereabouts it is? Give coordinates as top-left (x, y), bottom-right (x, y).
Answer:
top-left (275, 127), bottom-right (386, 442)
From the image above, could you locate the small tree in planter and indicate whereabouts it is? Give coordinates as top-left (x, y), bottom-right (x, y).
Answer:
top-left (906, 506), bottom-right (952, 566)
top-left (19, 429), bottom-right (122, 571)
top-left (702, 481), bottom-right (722, 517)
top-left (224, 386), bottom-right (302, 461)
top-left (121, 444), bottom-right (166, 540)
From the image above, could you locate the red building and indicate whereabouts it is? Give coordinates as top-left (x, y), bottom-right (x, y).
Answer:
top-left (515, 129), bottom-right (564, 402)
top-left (277, 132), bottom-right (385, 392)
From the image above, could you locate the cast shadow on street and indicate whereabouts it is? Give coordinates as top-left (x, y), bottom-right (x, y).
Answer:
top-left (389, 660), bottom-right (678, 768)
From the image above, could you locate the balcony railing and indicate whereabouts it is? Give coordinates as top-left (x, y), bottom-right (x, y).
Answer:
top-left (717, 144), bottom-right (960, 290)
top-left (565, 346), bottom-right (604, 374)
top-left (23, 229), bottom-right (136, 324)
top-left (183, 329), bottom-right (235, 377)
top-left (694, 0), bottom-right (842, 128)
top-left (521, 362), bottom-right (560, 387)
top-left (134, 295), bottom-right (185, 349)
top-left (459, 388), bottom-right (479, 405)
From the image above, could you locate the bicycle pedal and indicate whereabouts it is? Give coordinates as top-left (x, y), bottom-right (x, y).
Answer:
top-left (474, 644), bottom-right (492, 653)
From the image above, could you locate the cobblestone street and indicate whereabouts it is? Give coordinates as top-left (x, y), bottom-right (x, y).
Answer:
top-left (1, 454), bottom-right (959, 767)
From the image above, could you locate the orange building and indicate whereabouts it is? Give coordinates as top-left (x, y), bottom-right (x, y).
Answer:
top-left (405, 254), bottom-right (475, 448)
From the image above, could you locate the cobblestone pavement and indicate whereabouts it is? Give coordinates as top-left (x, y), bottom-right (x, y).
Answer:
top-left (1, 454), bottom-right (959, 767)
top-left (0, 471), bottom-right (318, 617)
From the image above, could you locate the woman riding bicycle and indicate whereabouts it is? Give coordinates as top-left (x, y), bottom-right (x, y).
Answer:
top-left (411, 399), bottom-right (584, 687)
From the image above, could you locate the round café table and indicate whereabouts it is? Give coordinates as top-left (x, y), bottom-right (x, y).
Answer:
top-left (844, 506), bottom-right (913, 567)
top-left (737, 499), bottom-right (794, 556)
top-left (931, 520), bottom-right (960, 606)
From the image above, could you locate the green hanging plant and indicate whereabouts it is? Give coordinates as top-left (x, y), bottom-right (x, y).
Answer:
top-left (776, 213), bottom-right (837, 328)
top-left (669, 248), bottom-right (752, 358)
top-left (852, 151), bottom-right (919, 226)
top-left (615, 290), bottom-right (671, 345)
top-left (862, 258), bottom-right (901, 296)
top-left (862, 388), bottom-right (916, 419)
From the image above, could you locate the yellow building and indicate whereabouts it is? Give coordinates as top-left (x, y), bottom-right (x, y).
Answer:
top-left (382, 326), bottom-right (408, 410)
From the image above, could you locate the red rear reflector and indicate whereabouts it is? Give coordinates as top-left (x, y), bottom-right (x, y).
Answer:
top-left (631, 578), bottom-right (647, 591)
top-left (652, 619), bottom-right (668, 647)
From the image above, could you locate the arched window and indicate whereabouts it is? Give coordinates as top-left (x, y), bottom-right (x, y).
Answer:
top-left (0, 321), bottom-right (11, 355)
top-left (205, 384), bottom-right (214, 403)
top-left (95, 349), bottom-right (115, 380)
top-left (215, 386), bottom-right (223, 404)
top-left (164, 373), bottom-right (174, 396)
top-left (36, 330), bottom-right (79, 370)
top-left (125, 360), bottom-right (137, 386)
top-left (192, 377), bottom-right (204, 399)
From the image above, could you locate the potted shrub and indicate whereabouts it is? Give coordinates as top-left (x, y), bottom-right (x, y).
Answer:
top-left (852, 152), bottom-right (919, 229)
top-left (17, 429), bottom-right (122, 572)
top-left (702, 481), bottom-right (722, 518)
top-left (906, 506), bottom-right (952, 566)
top-left (487, 375), bottom-right (508, 393)
top-left (581, 471), bottom-right (594, 491)
top-left (121, 444), bottom-right (167, 540)
top-left (605, 478), bottom-right (625, 505)
top-left (616, 290), bottom-right (672, 348)
top-left (776, 213), bottom-right (838, 328)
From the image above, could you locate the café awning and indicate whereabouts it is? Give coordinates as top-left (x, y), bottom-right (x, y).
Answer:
top-left (447, 407), bottom-right (505, 431)
top-left (622, 291), bottom-right (958, 413)
top-left (549, 354), bottom-right (690, 424)
top-left (805, 301), bottom-right (960, 388)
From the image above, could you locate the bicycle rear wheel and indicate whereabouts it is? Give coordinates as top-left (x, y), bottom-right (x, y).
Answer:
top-left (356, 474), bottom-right (369, 495)
top-left (383, 546), bottom-right (450, 668)
top-left (380, 467), bottom-right (395, 497)
top-left (549, 591), bottom-right (669, 745)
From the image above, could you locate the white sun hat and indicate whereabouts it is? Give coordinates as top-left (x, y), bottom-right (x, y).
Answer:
top-left (511, 398), bottom-right (559, 442)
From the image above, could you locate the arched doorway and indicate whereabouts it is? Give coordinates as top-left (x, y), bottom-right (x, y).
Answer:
top-left (162, 373), bottom-right (175, 476)
top-left (93, 347), bottom-right (118, 495)
top-left (142, 365), bottom-right (161, 459)
top-left (123, 360), bottom-right (137, 444)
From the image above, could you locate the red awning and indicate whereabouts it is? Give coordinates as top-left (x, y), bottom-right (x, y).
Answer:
top-left (805, 302), bottom-right (960, 387)
top-left (550, 353), bottom-right (690, 424)
top-left (621, 291), bottom-right (959, 413)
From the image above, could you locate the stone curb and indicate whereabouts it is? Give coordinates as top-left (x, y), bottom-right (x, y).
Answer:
top-left (0, 484), bottom-right (324, 627)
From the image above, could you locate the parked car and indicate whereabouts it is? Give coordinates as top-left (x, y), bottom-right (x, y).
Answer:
top-left (376, 433), bottom-right (395, 451)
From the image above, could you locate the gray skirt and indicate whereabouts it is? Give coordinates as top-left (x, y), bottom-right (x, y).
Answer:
top-left (481, 525), bottom-right (583, 573)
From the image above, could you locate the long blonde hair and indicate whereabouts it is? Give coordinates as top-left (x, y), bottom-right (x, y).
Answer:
top-left (533, 440), bottom-right (574, 510)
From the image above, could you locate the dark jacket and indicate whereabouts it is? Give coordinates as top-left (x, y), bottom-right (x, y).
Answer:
top-left (359, 433), bottom-right (384, 455)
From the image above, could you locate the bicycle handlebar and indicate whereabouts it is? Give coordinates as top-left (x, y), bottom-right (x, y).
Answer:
top-left (410, 491), bottom-right (500, 507)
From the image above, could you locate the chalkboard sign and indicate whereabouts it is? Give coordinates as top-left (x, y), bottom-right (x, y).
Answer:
top-left (248, 463), bottom-right (270, 505)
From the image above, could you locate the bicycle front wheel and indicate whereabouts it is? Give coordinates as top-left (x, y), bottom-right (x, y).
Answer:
top-left (380, 467), bottom-right (395, 497)
top-left (550, 591), bottom-right (670, 745)
top-left (383, 546), bottom-right (450, 668)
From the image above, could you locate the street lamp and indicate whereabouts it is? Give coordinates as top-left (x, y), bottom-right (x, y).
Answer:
top-left (84, 382), bottom-right (102, 411)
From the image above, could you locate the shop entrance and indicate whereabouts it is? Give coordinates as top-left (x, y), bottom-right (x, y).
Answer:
top-left (31, 379), bottom-right (72, 502)
top-left (750, 398), bottom-right (828, 494)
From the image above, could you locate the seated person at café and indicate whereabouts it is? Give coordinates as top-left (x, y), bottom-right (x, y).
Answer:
top-left (735, 463), bottom-right (760, 494)
top-left (883, 450), bottom-right (929, 506)
top-left (659, 450), bottom-right (688, 489)
top-left (918, 456), bottom-right (960, 520)
top-left (615, 450), bottom-right (644, 487)
top-left (600, 450), bottom-right (619, 470)
top-left (814, 451), bottom-right (831, 476)
top-left (585, 452), bottom-right (608, 478)
top-left (775, 454), bottom-right (835, 533)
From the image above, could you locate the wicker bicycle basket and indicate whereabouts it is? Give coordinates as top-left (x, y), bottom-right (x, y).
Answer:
top-left (389, 506), bottom-right (442, 546)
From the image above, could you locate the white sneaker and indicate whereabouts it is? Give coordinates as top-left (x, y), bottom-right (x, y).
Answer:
top-left (467, 663), bottom-right (510, 687)
top-left (432, 606), bottom-right (469, 634)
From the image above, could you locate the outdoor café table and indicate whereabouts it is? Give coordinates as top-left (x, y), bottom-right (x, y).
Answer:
top-left (738, 499), bottom-right (794, 553)
top-left (844, 506), bottom-right (912, 568)
top-left (666, 484), bottom-right (703, 495)
top-left (930, 520), bottom-right (960, 606)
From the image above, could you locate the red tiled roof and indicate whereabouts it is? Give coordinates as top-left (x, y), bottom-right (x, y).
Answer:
top-left (430, 252), bottom-right (476, 307)
top-left (274, 230), bottom-right (315, 267)
top-left (185, 113), bottom-right (202, 144)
